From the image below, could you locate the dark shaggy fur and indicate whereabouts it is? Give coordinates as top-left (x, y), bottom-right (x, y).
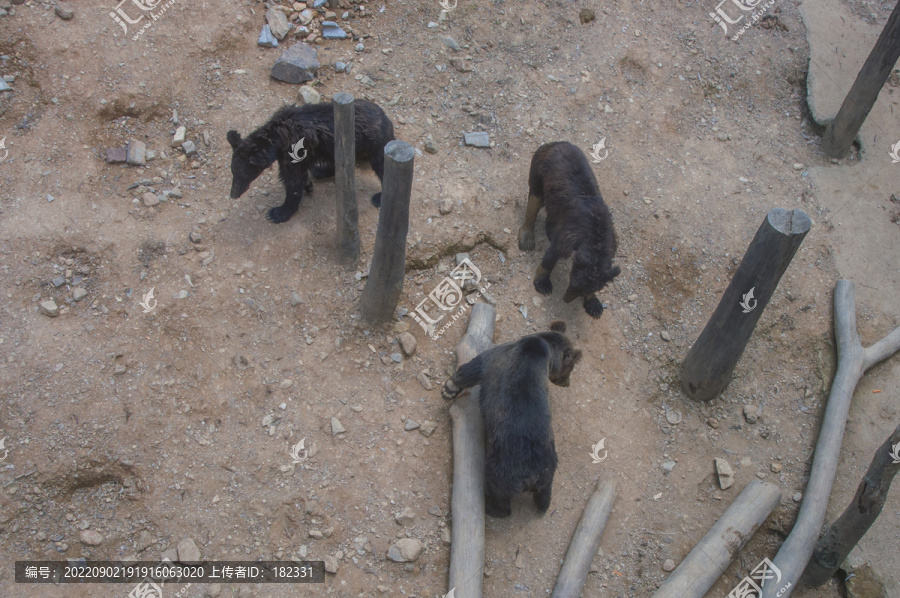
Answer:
top-left (441, 321), bottom-right (582, 518)
top-left (518, 142), bottom-right (621, 318)
top-left (227, 100), bottom-right (395, 223)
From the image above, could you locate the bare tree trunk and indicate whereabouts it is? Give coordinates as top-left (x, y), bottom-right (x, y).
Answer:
top-left (801, 423), bottom-right (900, 586)
top-left (447, 303), bottom-right (496, 598)
top-left (333, 92), bottom-right (360, 267)
top-left (760, 280), bottom-right (900, 598)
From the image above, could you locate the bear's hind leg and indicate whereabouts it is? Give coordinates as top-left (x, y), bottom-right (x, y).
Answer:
top-left (533, 484), bottom-right (552, 514)
top-left (583, 294), bottom-right (604, 319)
top-left (368, 149), bottom-right (386, 208)
top-left (485, 491), bottom-right (512, 518)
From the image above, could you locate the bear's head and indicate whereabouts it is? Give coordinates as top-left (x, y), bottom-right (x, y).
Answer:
top-left (562, 249), bottom-right (621, 305)
top-left (227, 130), bottom-right (277, 199)
top-left (546, 321), bottom-right (583, 387)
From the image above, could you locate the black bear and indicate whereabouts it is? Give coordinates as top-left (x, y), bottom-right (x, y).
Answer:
top-left (518, 141), bottom-right (621, 318)
top-left (442, 321), bottom-right (582, 518)
top-left (227, 100), bottom-right (395, 223)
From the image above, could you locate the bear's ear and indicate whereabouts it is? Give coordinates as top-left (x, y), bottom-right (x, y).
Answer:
top-left (549, 320), bottom-right (567, 333)
top-left (227, 130), bottom-right (242, 148)
top-left (569, 349), bottom-right (583, 365)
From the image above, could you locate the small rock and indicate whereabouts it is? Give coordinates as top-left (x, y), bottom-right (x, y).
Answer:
top-left (771, 462), bottom-right (782, 473)
top-left (297, 85), bottom-right (321, 105)
top-left (717, 131), bottom-right (729, 141)
top-left (126, 140), bottom-right (146, 166)
top-left (792, 492), bottom-right (803, 502)
top-left (428, 506), bottom-right (442, 517)
top-left (142, 193), bottom-right (160, 207)
top-left (171, 126), bottom-right (186, 147)
top-left (395, 507), bottom-right (415, 525)
top-left (182, 140), bottom-right (197, 157)
top-left (440, 35), bottom-right (461, 51)
top-left (73, 288), bottom-right (88, 302)
top-left (165, 188), bottom-right (183, 199)
top-left (355, 42), bottom-right (364, 52)
top-left (455, 253), bottom-right (469, 266)
top-left (334, 61), bottom-right (347, 73)
top-left (579, 8), bottom-right (595, 23)
top-left (51, 275), bottom-right (66, 288)
top-left (177, 538), bottom-right (201, 564)
top-left (388, 538), bottom-right (423, 562)
top-left (279, 379), bottom-right (293, 389)
top-left (160, 548), bottom-right (178, 563)
top-left (290, 292), bottom-right (304, 306)
top-left (39, 300), bottom-right (59, 317)
top-left (189, 232), bottom-right (202, 244)
top-left (138, 531), bottom-right (154, 552)
top-left (441, 527), bottom-right (451, 545)
top-left (55, 4), bottom-right (74, 20)
top-left (707, 417), bottom-right (719, 429)
top-left (106, 147), bottom-right (127, 163)
top-left (439, 197), bottom-right (454, 214)
top-left (323, 555), bottom-right (339, 573)
top-left (258, 25), bottom-right (278, 48)
top-left (715, 457), bottom-right (734, 490)
top-left (79, 530), bottom-right (103, 546)
top-left (424, 140), bottom-right (438, 154)
top-left (390, 352), bottom-right (402, 363)
top-left (297, 545), bottom-right (308, 558)
top-left (662, 558), bottom-right (675, 572)
top-left (404, 420), bottom-right (420, 431)
top-left (419, 420), bottom-right (437, 437)
top-left (271, 43), bottom-right (320, 84)
top-left (660, 330), bottom-right (672, 342)
top-left (464, 132), bottom-right (490, 147)
top-left (114, 364), bottom-right (127, 376)
top-left (845, 563), bottom-right (886, 598)
top-left (309, 530), bottom-right (324, 539)
top-left (793, 163), bottom-right (804, 171)
top-left (331, 417), bottom-right (345, 436)
top-left (662, 460), bottom-right (676, 473)
top-left (743, 405), bottom-right (761, 424)
top-left (627, 293), bottom-right (638, 302)
top-left (299, 8), bottom-right (314, 25)
top-left (398, 332), bottom-right (417, 357)
top-left (266, 8), bottom-right (291, 40)
top-left (320, 21), bottom-right (348, 39)
top-left (416, 372), bottom-right (433, 391)
top-left (449, 57), bottom-right (473, 72)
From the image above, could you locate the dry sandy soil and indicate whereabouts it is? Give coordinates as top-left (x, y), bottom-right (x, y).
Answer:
top-left (0, 0), bottom-right (898, 597)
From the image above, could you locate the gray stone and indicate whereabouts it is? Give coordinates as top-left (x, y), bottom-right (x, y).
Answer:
top-left (164, 188), bottom-right (183, 199)
top-left (390, 352), bottom-right (402, 363)
top-left (661, 460), bottom-right (676, 473)
top-left (320, 21), bottom-right (348, 39)
top-left (331, 417), bottom-right (345, 436)
top-left (298, 8), bottom-right (314, 25)
top-left (160, 547), bottom-right (178, 564)
top-left (464, 132), bottom-right (490, 147)
top-left (258, 24), bottom-right (278, 48)
top-left (106, 147), bottom-right (127, 163)
top-left (455, 253), bottom-right (469, 266)
top-left (419, 420), bottom-right (437, 437)
top-left (387, 538), bottom-right (423, 562)
top-left (323, 555), bottom-right (339, 573)
top-left (398, 332), bottom-right (416, 357)
top-left (404, 420), bottom-right (419, 431)
top-left (424, 140), bottom-right (438, 154)
top-left (662, 558), bottom-right (675, 572)
top-left (440, 35), bottom-right (461, 51)
top-left (51, 275), bottom-right (66, 288)
top-left (416, 372), bottom-right (432, 391)
top-left (142, 193), bottom-right (160, 207)
top-left (313, 0), bottom-right (327, 7)
top-left (334, 61), bottom-right (347, 73)
top-left (743, 404), bottom-right (761, 424)
top-left (297, 85), bottom-right (320, 105)
top-left (79, 530), bottom-right (103, 546)
top-left (395, 507), bottom-right (415, 525)
top-left (182, 140), bottom-right (197, 156)
top-left (266, 8), bottom-right (290, 40)
top-left (290, 292), bottom-right (304, 306)
top-left (126, 140), bottom-right (146, 165)
top-left (715, 457), bottom-right (734, 490)
top-left (355, 42), bottom-right (364, 52)
top-left (55, 4), bottom-right (74, 20)
top-left (72, 288), bottom-right (88, 302)
top-left (792, 492), bottom-right (803, 502)
top-left (660, 330), bottom-right (672, 342)
top-left (39, 300), bottom-right (59, 317)
top-left (171, 126), bottom-right (186, 147)
top-left (177, 538), bottom-right (201, 564)
top-left (271, 43), bottom-right (320, 84)
top-left (137, 530), bottom-right (154, 552)
top-left (189, 232), bottom-right (202, 244)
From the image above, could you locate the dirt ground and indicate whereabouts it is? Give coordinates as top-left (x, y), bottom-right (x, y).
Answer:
top-left (0, 0), bottom-right (898, 597)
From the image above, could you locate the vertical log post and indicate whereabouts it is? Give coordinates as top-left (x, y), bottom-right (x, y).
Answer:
top-left (360, 140), bottom-right (414, 322)
top-left (801, 423), bottom-right (900, 587)
top-left (447, 303), bottom-right (496, 598)
top-left (821, 0), bottom-right (900, 158)
top-left (651, 479), bottom-right (782, 598)
top-left (333, 92), bottom-right (360, 267)
top-left (682, 208), bottom-right (811, 401)
top-left (551, 475), bottom-right (618, 598)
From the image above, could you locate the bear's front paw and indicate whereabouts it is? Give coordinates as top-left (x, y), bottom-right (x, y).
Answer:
top-left (266, 206), bottom-right (296, 224)
top-left (441, 380), bottom-right (461, 401)
top-left (370, 192), bottom-right (382, 208)
top-left (534, 276), bottom-right (553, 296)
top-left (583, 296), bottom-right (604, 319)
top-left (518, 229), bottom-right (535, 251)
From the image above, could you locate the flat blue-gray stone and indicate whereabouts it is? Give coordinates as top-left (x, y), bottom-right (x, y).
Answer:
top-left (258, 25), bottom-right (278, 48)
top-left (271, 43), bottom-right (320, 84)
top-left (320, 21), bottom-right (348, 39)
top-left (464, 132), bottom-right (490, 147)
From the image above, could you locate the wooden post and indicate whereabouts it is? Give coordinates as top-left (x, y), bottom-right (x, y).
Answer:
top-left (759, 280), bottom-right (900, 598)
top-left (681, 208), bottom-right (811, 401)
top-left (651, 479), bottom-right (782, 598)
top-left (360, 140), bottom-right (414, 322)
top-left (802, 423), bottom-right (900, 587)
top-left (821, 0), bottom-right (900, 158)
top-left (551, 475), bottom-right (617, 598)
top-left (447, 303), bottom-right (496, 598)
top-left (333, 92), bottom-right (360, 267)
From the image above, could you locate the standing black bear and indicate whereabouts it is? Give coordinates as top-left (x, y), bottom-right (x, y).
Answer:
top-left (441, 321), bottom-right (582, 518)
top-left (518, 141), bottom-right (621, 318)
top-left (227, 100), bottom-right (395, 223)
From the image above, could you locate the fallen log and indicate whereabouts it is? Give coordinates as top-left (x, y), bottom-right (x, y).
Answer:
top-left (801, 423), bottom-right (900, 586)
top-left (652, 479), bottom-right (782, 598)
top-left (551, 475), bottom-right (617, 598)
top-left (447, 303), bottom-right (496, 598)
top-left (760, 280), bottom-right (900, 598)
